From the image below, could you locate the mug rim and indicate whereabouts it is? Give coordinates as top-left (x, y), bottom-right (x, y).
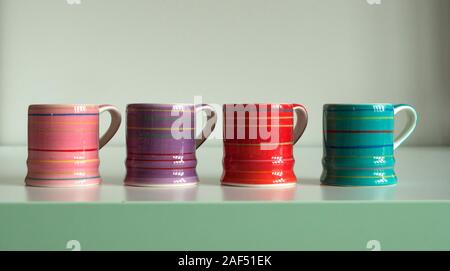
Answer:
top-left (28, 104), bottom-right (99, 108)
top-left (223, 103), bottom-right (294, 107)
top-left (223, 103), bottom-right (293, 105)
top-left (324, 103), bottom-right (392, 107)
top-left (127, 103), bottom-right (194, 107)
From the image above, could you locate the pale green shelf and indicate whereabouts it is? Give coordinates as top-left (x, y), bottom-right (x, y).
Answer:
top-left (1, 146), bottom-right (449, 250)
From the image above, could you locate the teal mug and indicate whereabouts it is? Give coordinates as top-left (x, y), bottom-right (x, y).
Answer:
top-left (321, 103), bottom-right (418, 186)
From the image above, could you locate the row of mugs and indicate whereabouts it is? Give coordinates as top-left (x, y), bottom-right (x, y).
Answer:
top-left (25, 103), bottom-right (418, 188)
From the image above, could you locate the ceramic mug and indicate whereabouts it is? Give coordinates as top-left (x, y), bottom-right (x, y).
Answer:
top-left (25, 104), bottom-right (122, 187)
top-left (221, 103), bottom-right (308, 187)
top-left (321, 103), bottom-right (418, 186)
top-left (124, 103), bottom-right (217, 187)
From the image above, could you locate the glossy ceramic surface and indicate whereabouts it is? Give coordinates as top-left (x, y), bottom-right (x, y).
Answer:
top-left (321, 103), bottom-right (418, 186)
top-left (221, 103), bottom-right (308, 186)
top-left (124, 103), bottom-right (216, 187)
top-left (25, 104), bottom-right (122, 187)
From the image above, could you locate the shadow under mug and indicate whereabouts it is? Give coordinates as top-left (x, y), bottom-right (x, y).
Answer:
top-left (26, 186), bottom-right (100, 202)
top-left (222, 186), bottom-right (297, 201)
top-left (321, 103), bottom-right (418, 186)
top-left (124, 103), bottom-right (217, 187)
top-left (25, 104), bottom-right (122, 187)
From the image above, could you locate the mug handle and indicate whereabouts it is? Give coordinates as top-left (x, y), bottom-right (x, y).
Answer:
top-left (195, 104), bottom-right (217, 149)
top-left (99, 104), bottom-right (122, 149)
top-left (393, 104), bottom-right (418, 150)
top-left (292, 104), bottom-right (308, 145)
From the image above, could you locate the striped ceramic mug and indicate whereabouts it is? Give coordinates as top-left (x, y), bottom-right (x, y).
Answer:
top-left (124, 103), bottom-right (217, 187)
top-left (221, 103), bottom-right (308, 187)
top-left (25, 104), bottom-right (122, 187)
top-left (321, 103), bottom-right (418, 186)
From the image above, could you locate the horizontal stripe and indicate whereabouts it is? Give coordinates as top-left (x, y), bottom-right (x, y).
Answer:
top-left (127, 152), bottom-right (194, 156)
top-left (327, 175), bottom-right (395, 179)
top-left (28, 159), bottom-right (99, 163)
top-left (127, 127), bottom-right (194, 131)
top-left (324, 133), bottom-right (394, 139)
top-left (26, 175), bottom-right (101, 181)
top-left (28, 148), bottom-right (98, 152)
top-left (29, 113), bottom-right (99, 116)
top-left (225, 158), bottom-right (294, 162)
top-left (326, 108), bottom-right (393, 112)
top-left (326, 155), bottom-right (394, 158)
top-left (326, 130), bottom-right (393, 134)
top-left (229, 170), bottom-right (285, 174)
top-left (234, 125), bottom-right (293, 128)
top-left (127, 166), bottom-right (195, 170)
top-left (29, 121), bottom-right (98, 125)
top-left (326, 116), bottom-right (394, 120)
top-left (128, 134), bottom-right (195, 140)
top-left (127, 158), bottom-right (196, 162)
top-left (225, 117), bottom-right (293, 120)
top-left (128, 109), bottom-right (194, 112)
top-left (225, 109), bottom-right (293, 113)
top-left (130, 133), bottom-right (194, 139)
top-left (326, 144), bottom-right (393, 149)
top-left (28, 171), bottom-right (99, 175)
top-left (127, 114), bottom-right (193, 119)
top-left (324, 150), bottom-right (395, 157)
top-left (329, 167), bottom-right (394, 170)
top-left (224, 142), bottom-right (293, 146)
top-left (324, 123), bottom-right (393, 130)
top-left (28, 129), bottom-right (98, 133)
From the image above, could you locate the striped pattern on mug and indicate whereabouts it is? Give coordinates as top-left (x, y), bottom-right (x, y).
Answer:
top-left (221, 104), bottom-right (306, 186)
top-left (321, 104), bottom-right (397, 186)
top-left (125, 104), bottom-right (199, 186)
top-left (26, 105), bottom-right (102, 187)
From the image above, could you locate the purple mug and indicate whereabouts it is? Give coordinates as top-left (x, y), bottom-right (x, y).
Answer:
top-left (124, 103), bottom-right (217, 187)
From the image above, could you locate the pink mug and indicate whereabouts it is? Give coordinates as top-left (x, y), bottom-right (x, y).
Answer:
top-left (25, 104), bottom-right (122, 187)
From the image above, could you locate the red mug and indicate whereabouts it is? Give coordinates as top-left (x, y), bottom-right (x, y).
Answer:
top-left (221, 103), bottom-right (308, 187)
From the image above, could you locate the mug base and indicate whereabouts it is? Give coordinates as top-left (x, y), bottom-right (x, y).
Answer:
top-left (320, 177), bottom-right (397, 187)
top-left (321, 182), bottom-right (398, 188)
top-left (222, 182), bottom-right (297, 188)
top-left (124, 176), bottom-right (199, 187)
top-left (125, 182), bottom-right (198, 188)
top-left (25, 178), bottom-right (102, 188)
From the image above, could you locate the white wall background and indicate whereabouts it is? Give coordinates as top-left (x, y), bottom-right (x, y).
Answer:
top-left (0, 0), bottom-right (449, 146)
